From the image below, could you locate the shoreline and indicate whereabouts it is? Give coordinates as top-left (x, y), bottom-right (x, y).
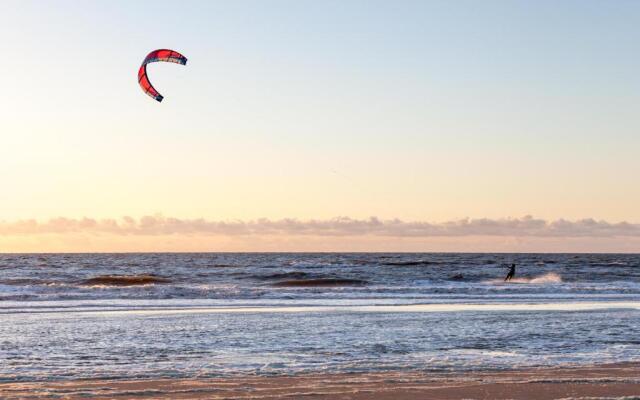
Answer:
top-left (4, 300), bottom-right (640, 317)
top-left (2, 363), bottom-right (639, 399)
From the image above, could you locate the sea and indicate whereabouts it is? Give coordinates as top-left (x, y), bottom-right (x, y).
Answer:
top-left (0, 253), bottom-right (639, 382)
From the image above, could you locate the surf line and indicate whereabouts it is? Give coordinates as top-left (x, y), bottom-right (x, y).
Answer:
top-left (74, 302), bottom-right (640, 316)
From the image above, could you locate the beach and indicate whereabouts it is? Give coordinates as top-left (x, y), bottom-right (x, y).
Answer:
top-left (2, 363), bottom-right (639, 399)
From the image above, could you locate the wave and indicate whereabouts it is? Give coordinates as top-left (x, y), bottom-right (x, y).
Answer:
top-left (259, 272), bottom-right (312, 280)
top-left (211, 264), bottom-right (245, 268)
top-left (37, 301), bottom-right (640, 315)
top-left (0, 278), bottom-right (58, 286)
top-left (80, 275), bottom-right (171, 286)
top-left (272, 278), bottom-right (367, 287)
top-left (485, 273), bottom-right (563, 285)
top-left (383, 261), bottom-right (438, 266)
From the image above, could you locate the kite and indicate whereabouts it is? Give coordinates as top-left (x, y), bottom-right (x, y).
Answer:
top-left (138, 49), bottom-right (187, 102)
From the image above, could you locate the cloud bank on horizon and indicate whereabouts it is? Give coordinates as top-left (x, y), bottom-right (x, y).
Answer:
top-left (2, 215), bottom-right (639, 238)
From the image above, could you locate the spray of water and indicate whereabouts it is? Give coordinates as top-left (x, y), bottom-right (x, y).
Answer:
top-left (486, 273), bottom-right (563, 285)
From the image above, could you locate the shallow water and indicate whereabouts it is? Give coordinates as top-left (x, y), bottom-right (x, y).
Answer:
top-left (0, 253), bottom-right (639, 381)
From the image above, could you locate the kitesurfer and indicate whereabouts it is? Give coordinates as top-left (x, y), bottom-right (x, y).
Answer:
top-left (504, 264), bottom-right (516, 281)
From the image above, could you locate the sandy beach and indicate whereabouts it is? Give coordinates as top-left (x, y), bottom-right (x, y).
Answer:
top-left (2, 363), bottom-right (639, 399)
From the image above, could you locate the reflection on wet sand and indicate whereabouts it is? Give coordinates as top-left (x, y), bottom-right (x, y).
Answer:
top-left (2, 363), bottom-right (639, 400)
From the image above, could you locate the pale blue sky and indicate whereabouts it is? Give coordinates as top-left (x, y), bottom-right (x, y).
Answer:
top-left (1, 0), bottom-right (638, 224)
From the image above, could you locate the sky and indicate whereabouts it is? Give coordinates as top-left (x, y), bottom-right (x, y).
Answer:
top-left (0, 0), bottom-right (639, 252)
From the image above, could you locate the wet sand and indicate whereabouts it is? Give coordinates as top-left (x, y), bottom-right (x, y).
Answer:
top-left (2, 363), bottom-right (639, 399)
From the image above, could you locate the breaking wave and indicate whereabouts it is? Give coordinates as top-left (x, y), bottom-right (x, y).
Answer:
top-left (81, 275), bottom-right (171, 286)
top-left (272, 278), bottom-right (368, 287)
top-left (486, 273), bottom-right (563, 285)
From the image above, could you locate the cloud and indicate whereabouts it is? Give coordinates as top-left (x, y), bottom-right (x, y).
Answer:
top-left (0, 215), bottom-right (639, 238)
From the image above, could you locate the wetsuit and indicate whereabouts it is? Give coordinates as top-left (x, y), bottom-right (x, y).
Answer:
top-left (504, 264), bottom-right (516, 281)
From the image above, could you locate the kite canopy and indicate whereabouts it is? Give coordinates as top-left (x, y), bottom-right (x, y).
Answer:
top-left (138, 49), bottom-right (187, 102)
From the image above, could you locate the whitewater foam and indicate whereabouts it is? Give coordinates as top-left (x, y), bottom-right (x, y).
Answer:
top-left (485, 272), bottom-right (563, 285)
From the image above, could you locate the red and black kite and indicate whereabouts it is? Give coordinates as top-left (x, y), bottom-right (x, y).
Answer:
top-left (138, 49), bottom-right (187, 102)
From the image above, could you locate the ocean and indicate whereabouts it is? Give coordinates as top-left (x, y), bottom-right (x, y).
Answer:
top-left (1, 253), bottom-right (639, 382)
